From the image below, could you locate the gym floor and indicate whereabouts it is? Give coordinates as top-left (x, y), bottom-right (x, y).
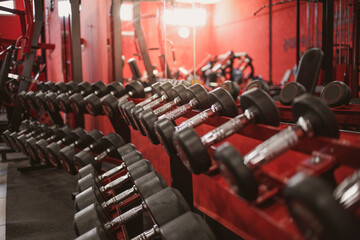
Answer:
top-left (0, 150), bottom-right (78, 240)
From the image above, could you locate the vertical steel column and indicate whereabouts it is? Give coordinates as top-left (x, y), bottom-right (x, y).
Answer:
top-left (70, 0), bottom-right (82, 83)
top-left (352, 1), bottom-right (360, 97)
top-left (69, 0), bottom-right (84, 128)
top-left (322, 0), bottom-right (334, 84)
top-left (111, 0), bottom-right (123, 82)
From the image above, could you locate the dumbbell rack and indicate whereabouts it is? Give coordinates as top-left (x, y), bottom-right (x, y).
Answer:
top-left (97, 98), bottom-right (360, 240)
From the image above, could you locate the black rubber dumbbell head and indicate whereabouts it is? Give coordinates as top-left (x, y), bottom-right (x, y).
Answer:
top-left (208, 88), bottom-right (238, 117)
top-left (173, 127), bottom-right (211, 174)
top-left (284, 172), bottom-right (360, 240)
top-left (154, 118), bottom-right (176, 154)
top-left (160, 212), bottom-right (217, 240)
top-left (214, 142), bottom-right (258, 201)
top-left (106, 82), bottom-right (125, 98)
top-left (279, 82), bottom-right (306, 106)
top-left (240, 88), bottom-right (279, 126)
top-left (47, 128), bottom-right (87, 168)
top-left (245, 79), bottom-right (270, 93)
top-left (293, 94), bottom-right (339, 138)
top-left (187, 84), bottom-right (210, 110)
top-left (125, 80), bottom-right (145, 98)
top-left (320, 81), bottom-right (352, 107)
top-left (221, 80), bottom-right (240, 100)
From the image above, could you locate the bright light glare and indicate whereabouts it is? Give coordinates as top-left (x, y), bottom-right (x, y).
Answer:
top-left (58, 0), bottom-right (71, 17)
top-left (164, 8), bottom-right (206, 26)
top-left (120, 4), bottom-right (133, 21)
top-left (178, 27), bottom-right (190, 38)
top-left (176, 0), bottom-right (222, 4)
top-left (0, 1), bottom-right (14, 15)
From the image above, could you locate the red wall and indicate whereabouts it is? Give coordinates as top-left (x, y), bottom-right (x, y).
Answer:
top-left (0, 0), bottom-right (24, 40)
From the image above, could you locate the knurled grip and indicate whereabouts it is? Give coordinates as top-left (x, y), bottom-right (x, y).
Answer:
top-left (98, 163), bottom-right (126, 180)
top-left (244, 126), bottom-right (301, 167)
top-left (131, 226), bottom-right (158, 240)
top-left (176, 102), bottom-right (221, 130)
top-left (137, 94), bottom-right (159, 107)
top-left (100, 173), bottom-right (129, 192)
top-left (153, 97), bottom-right (181, 116)
top-left (144, 95), bottom-right (167, 110)
top-left (101, 186), bottom-right (137, 209)
top-left (201, 113), bottom-right (249, 147)
top-left (105, 203), bottom-right (145, 230)
top-left (159, 99), bottom-right (196, 121)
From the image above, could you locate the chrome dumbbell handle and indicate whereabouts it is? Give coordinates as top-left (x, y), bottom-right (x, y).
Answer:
top-left (176, 102), bottom-right (222, 130)
top-left (100, 172), bottom-right (130, 192)
top-left (131, 225), bottom-right (159, 240)
top-left (143, 95), bottom-right (167, 110)
top-left (104, 202), bottom-right (145, 230)
top-left (101, 185), bottom-right (137, 210)
top-left (153, 97), bottom-right (181, 116)
top-left (201, 109), bottom-right (255, 147)
top-left (159, 98), bottom-right (199, 122)
top-left (244, 117), bottom-right (312, 167)
top-left (98, 163), bottom-right (126, 181)
top-left (334, 169), bottom-right (360, 210)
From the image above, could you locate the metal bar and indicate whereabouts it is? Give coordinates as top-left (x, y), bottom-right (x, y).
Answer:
top-left (70, 0), bottom-right (83, 83)
top-left (112, 0), bottom-right (123, 82)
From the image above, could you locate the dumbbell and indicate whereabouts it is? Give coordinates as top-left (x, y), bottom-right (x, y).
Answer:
top-left (74, 187), bottom-right (190, 236)
top-left (214, 94), bottom-right (339, 201)
top-left (128, 82), bottom-right (178, 132)
top-left (138, 84), bottom-right (191, 137)
top-left (24, 125), bottom-right (62, 161)
top-left (100, 81), bottom-right (146, 118)
top-left (15, 124), bottom-right (52, 154)
top-left (84, 81), bottom-right (127, 116)
top-left (156, 87), bottom-right (238, 156)
top-left (72, 133), bottom-right (125, 171)
top-left (173, 88), bottom-right (279, 174)
top-left (75, 159), bottom-right (156, 211)
top-left (279, 82), bottom-right (306, 105)
top-left (119, 82), bottom-right (172, 129)
top-left (34, 82), bottom-right (57, 109)
top-left (34, 125), bottom-right (72, 165)
top-left (35, 82), bottom-right (75, 109)
top-left (285, 172), bottom-right (360, 240)
top-left (77, 143), bottom-right (138, 179)
top-left (321, 81), bottom-right (352, 107)
top-left (69, 81), bottom-right (108, 114)
top-left (2, 119), bottom-right (33, 149)
top-left (77, 146), bottom-right (141, 188)
top-left (57, 130), bottom-right (104, 175)
top-left (17, 91), bottom-right (29, 109)
top-left (7, 123), bottom-right (42, 152)
top-left (130, 212), bottom-right (217, 240)
top-left (135, 81), bottom-right (229, 137)
top-left (45, 127), bottom-right (88, 168)
top-left (153, 84), bottom-right (210, 152)
top-left (57, 82), bottom-right (92, 113)
top-left (245, 79), bottom-right (270, 93)
top-left (140, 81), bottom-right (241, 145)
top-left (43, 81), bottom-right (80, 112)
